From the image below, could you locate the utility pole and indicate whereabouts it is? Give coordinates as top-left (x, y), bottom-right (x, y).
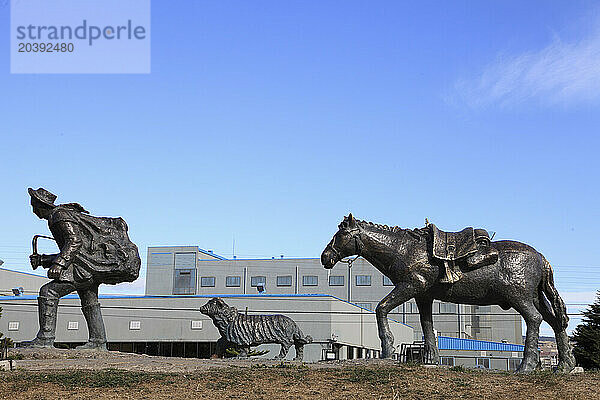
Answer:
top-left (347, 263), bottom-right (352, 302)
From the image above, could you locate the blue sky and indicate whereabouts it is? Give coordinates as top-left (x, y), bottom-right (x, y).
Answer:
top-left (1, 1), bottom-right (599, 333)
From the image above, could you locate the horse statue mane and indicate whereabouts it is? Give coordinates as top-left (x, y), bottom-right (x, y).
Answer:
top-left (339, 215), bottom-right (425, 239)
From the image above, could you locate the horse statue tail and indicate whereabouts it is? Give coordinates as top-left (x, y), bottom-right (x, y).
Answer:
top-left (540, 255), bottom-right (569, 330)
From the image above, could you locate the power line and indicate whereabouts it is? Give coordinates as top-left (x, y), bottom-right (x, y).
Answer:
top-left (0, 301), bottom-right (588, 319)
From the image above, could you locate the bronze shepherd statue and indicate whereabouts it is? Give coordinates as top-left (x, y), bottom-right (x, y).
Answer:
top-left (321, 214), bottom-right (576, 373)
top-left (200, 297), bottom-right (313, 360)
top-left (23, 188), bottom-right (141, 350)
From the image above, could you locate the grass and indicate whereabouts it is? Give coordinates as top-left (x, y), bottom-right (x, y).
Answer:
top-left (1, 365), bottom-right (600, 399)
top-left (342, 366), bottom-right (394, 385)
top-left (203, 363), bottom-right (311, 389)
top-left (0, 369), bottom-right (175, 389)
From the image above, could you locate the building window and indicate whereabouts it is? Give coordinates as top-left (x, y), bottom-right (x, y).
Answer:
top-left (329, 275), bottom-right (345, 286)
top-left (191, 320), bottom-right (203, 330)
top-left (383, 276), bottom-right (394, 286)
top-left (439, 302), bottom-right (457, 314)
top-left (251, 276), bottom-right (266, 287)
top-left (129, 321), bottom-right (141, 330)
top-left (173, 268), bottom-right (196, 295)
top-left (405, 302), bottom-right (418, 314)
top-left (277, 275), bottom-right (292, 287)
top-left (200, 277), bottom-right (216, 287)
top-left (355, 275), bottom-right (371, 286)
top-left (302, 275), bottom-right (318, 286)
top-left (175, 252), bottom-right (196, 268)
top-left (440, 356), bottom-right (455, 366)
top-left (226, 276), bottom-right (241, 287)
top-left (508, 358), bottom-right (521, 371)
top-left (476, 358), bottom-right (490, 369)
top-left (355, 302), bottom-right (372, 311)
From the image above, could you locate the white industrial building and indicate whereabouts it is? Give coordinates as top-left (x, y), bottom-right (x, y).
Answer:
top-left (1, 241), bottom-right (526, 369)
top-left (0, 268), bottom-right (49, 297)
top-left (0, 267), bottom-right (413, 361)
top-left (146, 246), bottom-right (523, 344)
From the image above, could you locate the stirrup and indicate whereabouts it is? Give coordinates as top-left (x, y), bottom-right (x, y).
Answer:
top-left (440, 261), bottom-right (462, 284)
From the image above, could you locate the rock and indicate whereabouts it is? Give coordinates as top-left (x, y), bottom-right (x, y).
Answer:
top-left (570, 367), bottom-right (584, 374)
top-left (0, 360), bottom-right (13, 371)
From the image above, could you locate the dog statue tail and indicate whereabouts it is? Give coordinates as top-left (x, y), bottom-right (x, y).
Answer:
top-left (295, 329), bottom-right (313, 344)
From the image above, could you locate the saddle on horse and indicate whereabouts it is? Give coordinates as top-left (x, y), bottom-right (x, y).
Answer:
top-left (428, 222), bottom-right (499, 284)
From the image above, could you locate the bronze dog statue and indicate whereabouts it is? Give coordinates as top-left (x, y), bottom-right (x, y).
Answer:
top-left (200, 297), bottom-right (313, 360)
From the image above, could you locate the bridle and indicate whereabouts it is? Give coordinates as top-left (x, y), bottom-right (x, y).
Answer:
top-left (329, 227), bottom-right (363, 267)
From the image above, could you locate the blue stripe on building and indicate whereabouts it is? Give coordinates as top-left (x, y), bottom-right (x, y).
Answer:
top-left (438, 336), bottom-right (524, 352)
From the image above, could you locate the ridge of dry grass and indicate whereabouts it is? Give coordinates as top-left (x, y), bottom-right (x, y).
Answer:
top-left (1, 363), bottom-right (599, 400)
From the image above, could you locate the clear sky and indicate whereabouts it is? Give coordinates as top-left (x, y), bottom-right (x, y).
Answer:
top-left (1, 1), bottom-right (599, 334)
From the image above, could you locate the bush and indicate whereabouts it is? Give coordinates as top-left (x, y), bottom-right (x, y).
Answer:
top-left (571, 290), bottom-right (600, 369)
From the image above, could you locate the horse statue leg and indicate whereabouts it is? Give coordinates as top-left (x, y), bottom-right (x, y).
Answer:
top-left (416, 297), bottom-right (439, 365)
top-left (537, 299), bottom-right (576, 372)
top-left (376, 283), bottom-right (416, 358)
top-left (536, 259), bottom-right (576, 372)
top-left (514, 300), bottom-right (543, 373)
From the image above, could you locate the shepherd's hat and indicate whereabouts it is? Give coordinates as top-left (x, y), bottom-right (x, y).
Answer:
top-left (28, 187), bottom-right (57, 207)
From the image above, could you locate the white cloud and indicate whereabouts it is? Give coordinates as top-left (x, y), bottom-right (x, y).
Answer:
top-left (454, 24), bottom-right (600, 108)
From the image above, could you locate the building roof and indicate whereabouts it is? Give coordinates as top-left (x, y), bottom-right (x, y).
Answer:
top-left (198, 257), bottom-right (320, 262)
top-left (148, 246), bottom-right (228, 260)
top-left (148, 245), bottom-right (327, 262)
top-left (198, 248), bottom-right (228, 260)
top-left (2, 293), bottom-right (331, 301)
top-left (0, 267), bottom-right (47, 279)
top-left (438, 336), bottom-right (524, 352)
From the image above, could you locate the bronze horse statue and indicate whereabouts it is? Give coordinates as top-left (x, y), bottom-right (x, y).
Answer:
top-left (321, 214), bottom-right (575, 373)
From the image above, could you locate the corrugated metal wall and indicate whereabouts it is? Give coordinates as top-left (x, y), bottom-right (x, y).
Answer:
top-left (438, 336), bottom-right (524, 352)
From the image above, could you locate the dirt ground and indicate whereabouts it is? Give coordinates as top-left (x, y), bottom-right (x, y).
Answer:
top-left (0, 348), bottom-right (598, 400)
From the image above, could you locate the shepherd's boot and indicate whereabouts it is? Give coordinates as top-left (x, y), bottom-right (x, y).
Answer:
top-left (20, 297), bottom-right (58, 348)
top-left (76, 302), bottom-right (107, 351)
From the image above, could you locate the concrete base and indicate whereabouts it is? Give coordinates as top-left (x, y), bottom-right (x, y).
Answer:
top-left (0, 360), bottom-right (15, 371)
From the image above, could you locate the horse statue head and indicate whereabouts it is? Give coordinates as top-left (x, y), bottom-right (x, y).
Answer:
top-left (321, 213), bottom-right (362, 269)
